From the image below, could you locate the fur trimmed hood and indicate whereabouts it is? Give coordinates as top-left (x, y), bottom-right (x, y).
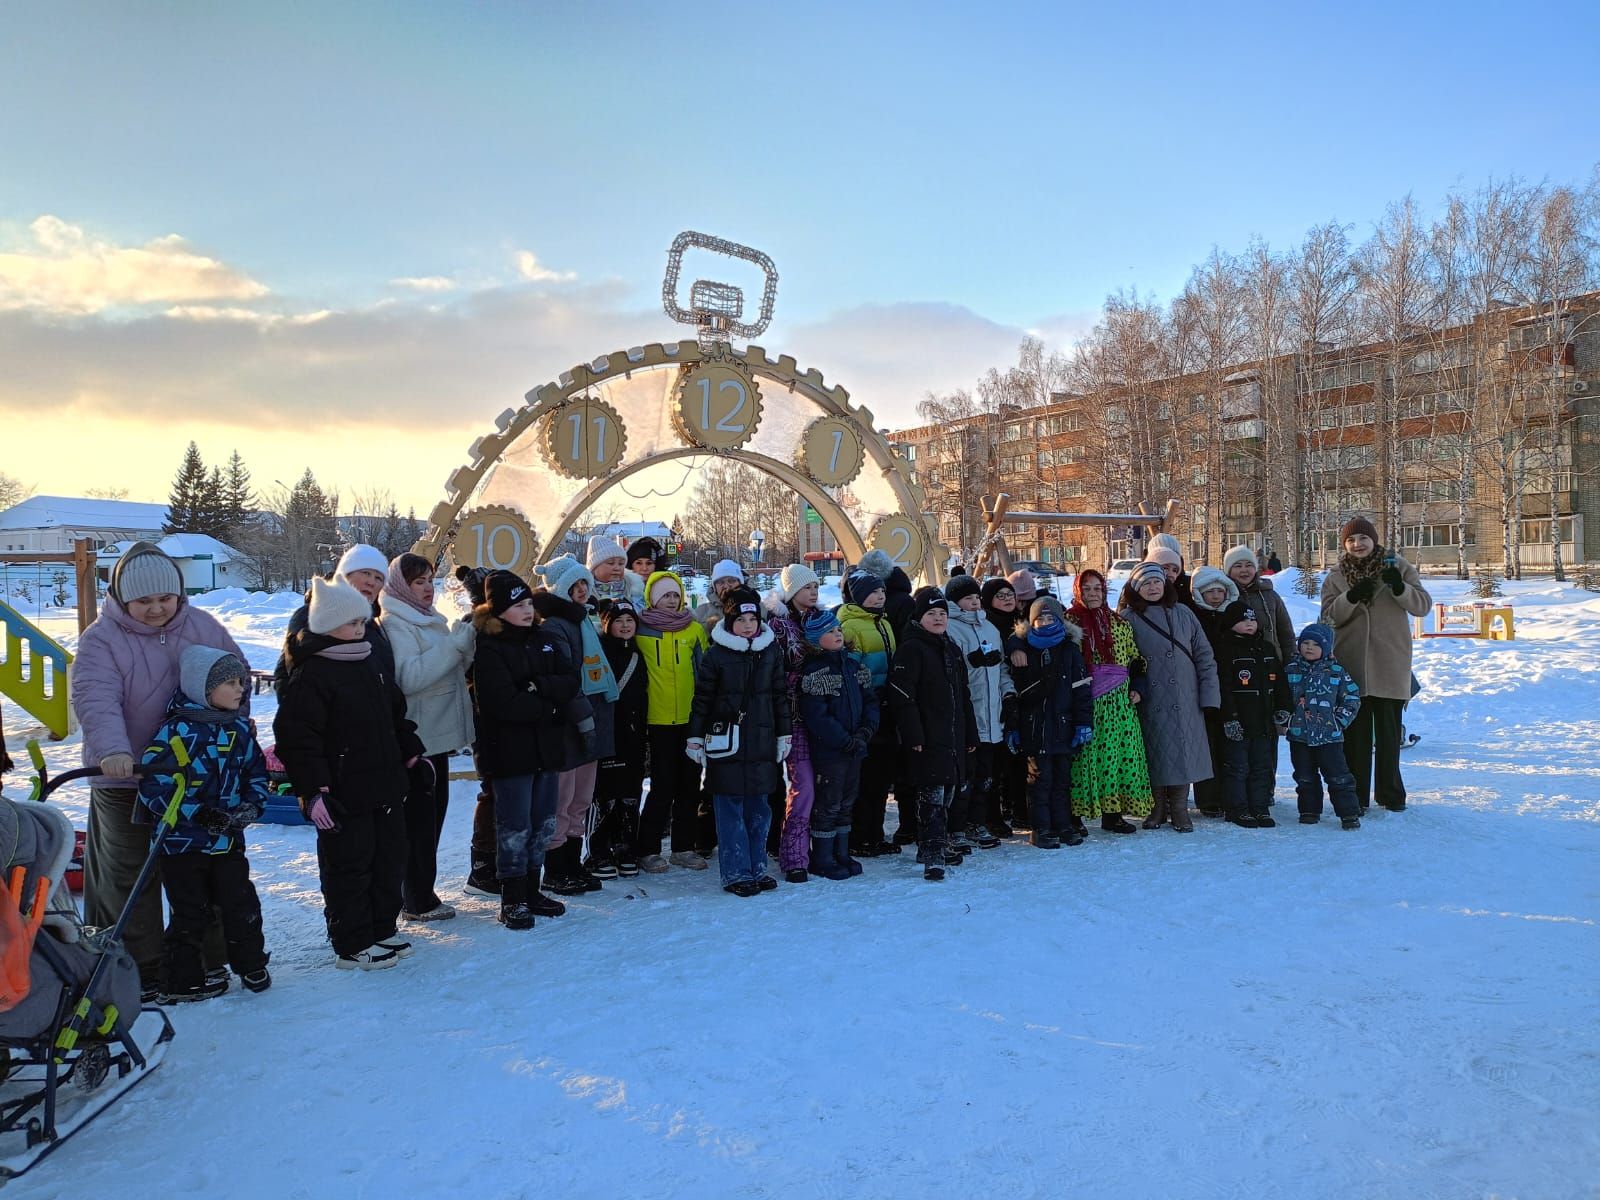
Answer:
top-left (711, 622), bottom-right (775, 653)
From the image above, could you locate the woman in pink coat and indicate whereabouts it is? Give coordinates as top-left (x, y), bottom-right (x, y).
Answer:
top-left (69, 541), bottom-right (249, 997)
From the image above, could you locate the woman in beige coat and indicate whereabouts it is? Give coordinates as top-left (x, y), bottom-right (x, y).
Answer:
top-left (1319, 516), bottom-right (1432, 812)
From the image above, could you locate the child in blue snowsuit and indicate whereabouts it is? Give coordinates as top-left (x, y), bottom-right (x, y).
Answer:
top-left (797, 609), bottom-right (880, 881)
top-left (1283, 623), bottom-right (1364, 829)
top-left (137, 646), bottom-right (271, 1000)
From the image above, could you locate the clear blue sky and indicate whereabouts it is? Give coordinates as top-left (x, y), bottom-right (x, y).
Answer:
top-left (1, 0), bottom-right (1595, 507)
top-left (6, 0), bottom-right (1592, 322)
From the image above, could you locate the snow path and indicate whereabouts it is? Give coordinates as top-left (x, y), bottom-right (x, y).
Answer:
top-left (5, 578), bottom-right (1597, 1199)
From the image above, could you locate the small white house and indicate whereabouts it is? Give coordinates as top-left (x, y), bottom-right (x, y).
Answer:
top-left (0, 495), bottom-right (167, 555)
top-left (98, 534), bottom-right (258, 594)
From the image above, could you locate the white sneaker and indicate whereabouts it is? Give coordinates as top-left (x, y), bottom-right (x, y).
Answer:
top-left (668, 850), bottom-right (708, 870)
top-left (336, 945), bottom-right (398, 971)
top-left (374, 937), bottom-right (414, 958)
top-left (638, 854), bottom-right (671, 874)
top-left (401, 903), bottom-right (456, 922)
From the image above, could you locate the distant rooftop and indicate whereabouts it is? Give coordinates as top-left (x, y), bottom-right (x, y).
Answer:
top-left (0, 494), bottom-right (167, 530)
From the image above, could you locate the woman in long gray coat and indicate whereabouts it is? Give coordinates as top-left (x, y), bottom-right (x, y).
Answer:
top-left (1118, 561), bottom-right (1220, 832)
top-left (1319, 516), bottom-right (1432, 813)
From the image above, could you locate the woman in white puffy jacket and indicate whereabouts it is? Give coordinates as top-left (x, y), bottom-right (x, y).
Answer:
top-left (378, 552), bottom-right (476, 922)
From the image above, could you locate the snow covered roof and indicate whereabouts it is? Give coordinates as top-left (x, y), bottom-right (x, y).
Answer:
top-left (0, 494), bottom-right (167, 531)
top-left (97, 533), bottom-right (242, 563)
top-left (586, 521), bottom-right (674, 542)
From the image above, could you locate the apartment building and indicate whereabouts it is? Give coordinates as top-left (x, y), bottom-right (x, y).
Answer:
top-left (890, 293), bottom-right (1600, 573)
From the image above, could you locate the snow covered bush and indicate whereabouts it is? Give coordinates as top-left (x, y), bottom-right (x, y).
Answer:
top-left (1574, 570), bottom-right (1600, 593)
top-left (1472, 570), bottom-right (1504, 599)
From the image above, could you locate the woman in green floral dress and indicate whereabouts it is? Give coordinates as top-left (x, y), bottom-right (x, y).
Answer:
top-left (1065, 569), bottom-right (1152, 834)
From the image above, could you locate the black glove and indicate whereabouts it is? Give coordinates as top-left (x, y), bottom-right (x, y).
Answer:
top-left (845, 732), bottom-right (869, 755)
top-left (196, 807), bottom-right (234, 835)
top-left (1381, 565), bottom-right (1404, 595)
top-left (228, 801), bottom-right (263, 830)
top-left (967, 647), bottom-right (1002, 668)
top-left (1223, 720), bottom-right (1244, 742)
top-left (1346, 578), bottom-right (1379, 604)
top-left (1000, 694), bottom-right (1018, 728)
top-left (1130, 656), bottom-right (1149, 677)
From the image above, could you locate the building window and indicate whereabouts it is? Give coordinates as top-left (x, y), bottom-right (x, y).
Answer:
top-left (1307, 445), bottom-right (1376, 471)
top-left (1401, 479), bottom-right (1473, 504)
top-left (1518, 517), bottom-right (1578, 544)
top-left (1401, 524), bottom-right (1474, 548)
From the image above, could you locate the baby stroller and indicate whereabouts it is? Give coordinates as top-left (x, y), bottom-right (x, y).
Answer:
top-left (0, 750), bottom-right (174, 1183)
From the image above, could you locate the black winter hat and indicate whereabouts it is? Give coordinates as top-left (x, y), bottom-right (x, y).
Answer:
top-left (980, 577), bottom-right (1016, 607)
top-left (455, 564), bottom-right (491, 606)
top-left (1223, 599), bottom-right (1259, 630)
top-left (721, 585), bottom-right (763, 628)
top-left (600, 599), bottom-right (638, 632)
top-left (911, 586), bottom-right (948, 623)
top-left (944, 574), bottom-right (981, 605)
top-left (486, 570), bottom-right (532, 616)
top-left (625, 536), bottom-right (664, 568)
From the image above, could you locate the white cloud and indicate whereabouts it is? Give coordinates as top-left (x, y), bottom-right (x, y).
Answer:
top-left (390, 275), bottom-right (456, 292)
top-left (514, 250), bottom-right (577, 283)
top-left (0, 215), bottom-right (269, 314)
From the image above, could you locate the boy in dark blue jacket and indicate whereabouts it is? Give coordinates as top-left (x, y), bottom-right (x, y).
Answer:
top-left (1284, 622), bottom-right (1364, 829)
top-left (137, 646), bottom-right (271, 1001)
top-left (797, 610), bottom-right (880, 881)
top-left (1011, 597), bottom-right (1094, 848)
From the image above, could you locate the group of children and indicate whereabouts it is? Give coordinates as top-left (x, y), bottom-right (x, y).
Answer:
top-left (122, 534), bottom-right (1372, 992)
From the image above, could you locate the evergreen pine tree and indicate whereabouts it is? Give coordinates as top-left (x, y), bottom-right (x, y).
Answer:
top-left (196, 467), bottom-right (227, 538)
top-left (223, 450), bottom-right (254, 533)
top-left (164, 442), bottom-right (207, 533)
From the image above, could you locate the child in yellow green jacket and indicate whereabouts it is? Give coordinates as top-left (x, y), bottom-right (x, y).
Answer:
top-left (632, 570), bottom-right (710, 872)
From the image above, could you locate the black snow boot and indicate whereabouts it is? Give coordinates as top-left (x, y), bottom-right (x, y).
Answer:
top-left (1101, 813), bottom-right (1138, 834)
top-left (498, 876), bottom-right (534, 931)
top-left (526, 872), bottom-right (567, 917)
top-left (546, 840), bottom-right (589, 896)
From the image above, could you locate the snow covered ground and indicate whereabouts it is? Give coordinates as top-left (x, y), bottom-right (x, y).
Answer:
top-left (4, 574), bottom-right (1597, 1199)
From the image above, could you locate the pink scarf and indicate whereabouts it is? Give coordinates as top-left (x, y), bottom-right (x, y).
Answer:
top-left (382, 560), bottom-right (434, 617)
top-left (317, 641), bottom-right (372, 662)
top-left (639, 604), bottom-right (694, 633)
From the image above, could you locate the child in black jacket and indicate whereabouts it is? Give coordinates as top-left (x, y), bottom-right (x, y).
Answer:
top-left (470, 571), bottom-right (581, 930)
top-left (888, 588), bottom-right (978, 882)
top-left (274, 576), bottom-right (424, 970)
top-left (685, 588), bottom-right (790, 897)
top-left (797, 609), bottom-right (880, 882)
top-left (1010, 597), bottom-right (1095, 849)
top-left (592, 601), bottom-right (648, 877)
top-left (1217, 599), bottom-right (1293, 828)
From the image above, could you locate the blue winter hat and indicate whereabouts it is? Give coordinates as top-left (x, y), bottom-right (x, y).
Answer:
top-left (803, 608), bottom-right (842, 645)
top-left (846, 570), bottom-right (885, 607)
top-left (1297, 622), bottom-right (1334, 658)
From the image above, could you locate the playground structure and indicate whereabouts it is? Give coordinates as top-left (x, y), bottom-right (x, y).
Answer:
top-left (1415, 601), bottom-right (1516, 641)
top-left (971, 493), bottom-right (1179, 578)
top-left (0, 539), bottom-right (93, 741)
top-left (414, 232), bottom-right (948, 586)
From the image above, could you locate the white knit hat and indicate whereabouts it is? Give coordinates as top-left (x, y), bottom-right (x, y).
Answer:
top-left (1222, 545), bottom-right (1259, 573)
top-left (585, 535), bottom-right (627, 569)
top-left (308, 575), bottom-right (375, 634)
top-left (710, 558), bottom-right (744, 585)
top-left (778, 563), bottom-right (820, 602)
top-left (1147, 533), bottom-right (1184, 561)
top-left (335, 544), bottom-right (389, 579)
top-left (534, 554), bottom-right (595, 600)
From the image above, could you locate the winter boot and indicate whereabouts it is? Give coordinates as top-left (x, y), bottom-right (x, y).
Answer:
top-left (1341, 816), bottom-right (1361, 830)
top-left (160, 975), bottom-right (230, 1003)
top-left (526, 872), bottom-right (567, 918)
top-left (1226, 812), bottom-right (1259, 828)
top-left (1298, 813), bottom-right (1321, 825)
top-left (498, 876), bottom-right (535, 931)
top-left (835, 829), bottom-right (863, 876)
top-left (1030, 829), bottom-right (1061, 849)
top-left (463, 863), bottom-right (502, 897)
top-left (1142, 791), bottom-right (1167, 830)
top-left (546, 840), bottom-right (589, 897)
top-left (806, 834), bottom-right (835, 880)
top-left (1101, 812), bottom-right (1138, 834)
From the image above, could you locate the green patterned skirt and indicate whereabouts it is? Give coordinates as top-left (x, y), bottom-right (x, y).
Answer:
top-left (1071, 684), bottom-right (1153, 818)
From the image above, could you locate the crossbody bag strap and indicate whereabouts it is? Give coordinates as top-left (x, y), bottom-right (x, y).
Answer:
top-left (1135, 609), bottom-right (1196, 666)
